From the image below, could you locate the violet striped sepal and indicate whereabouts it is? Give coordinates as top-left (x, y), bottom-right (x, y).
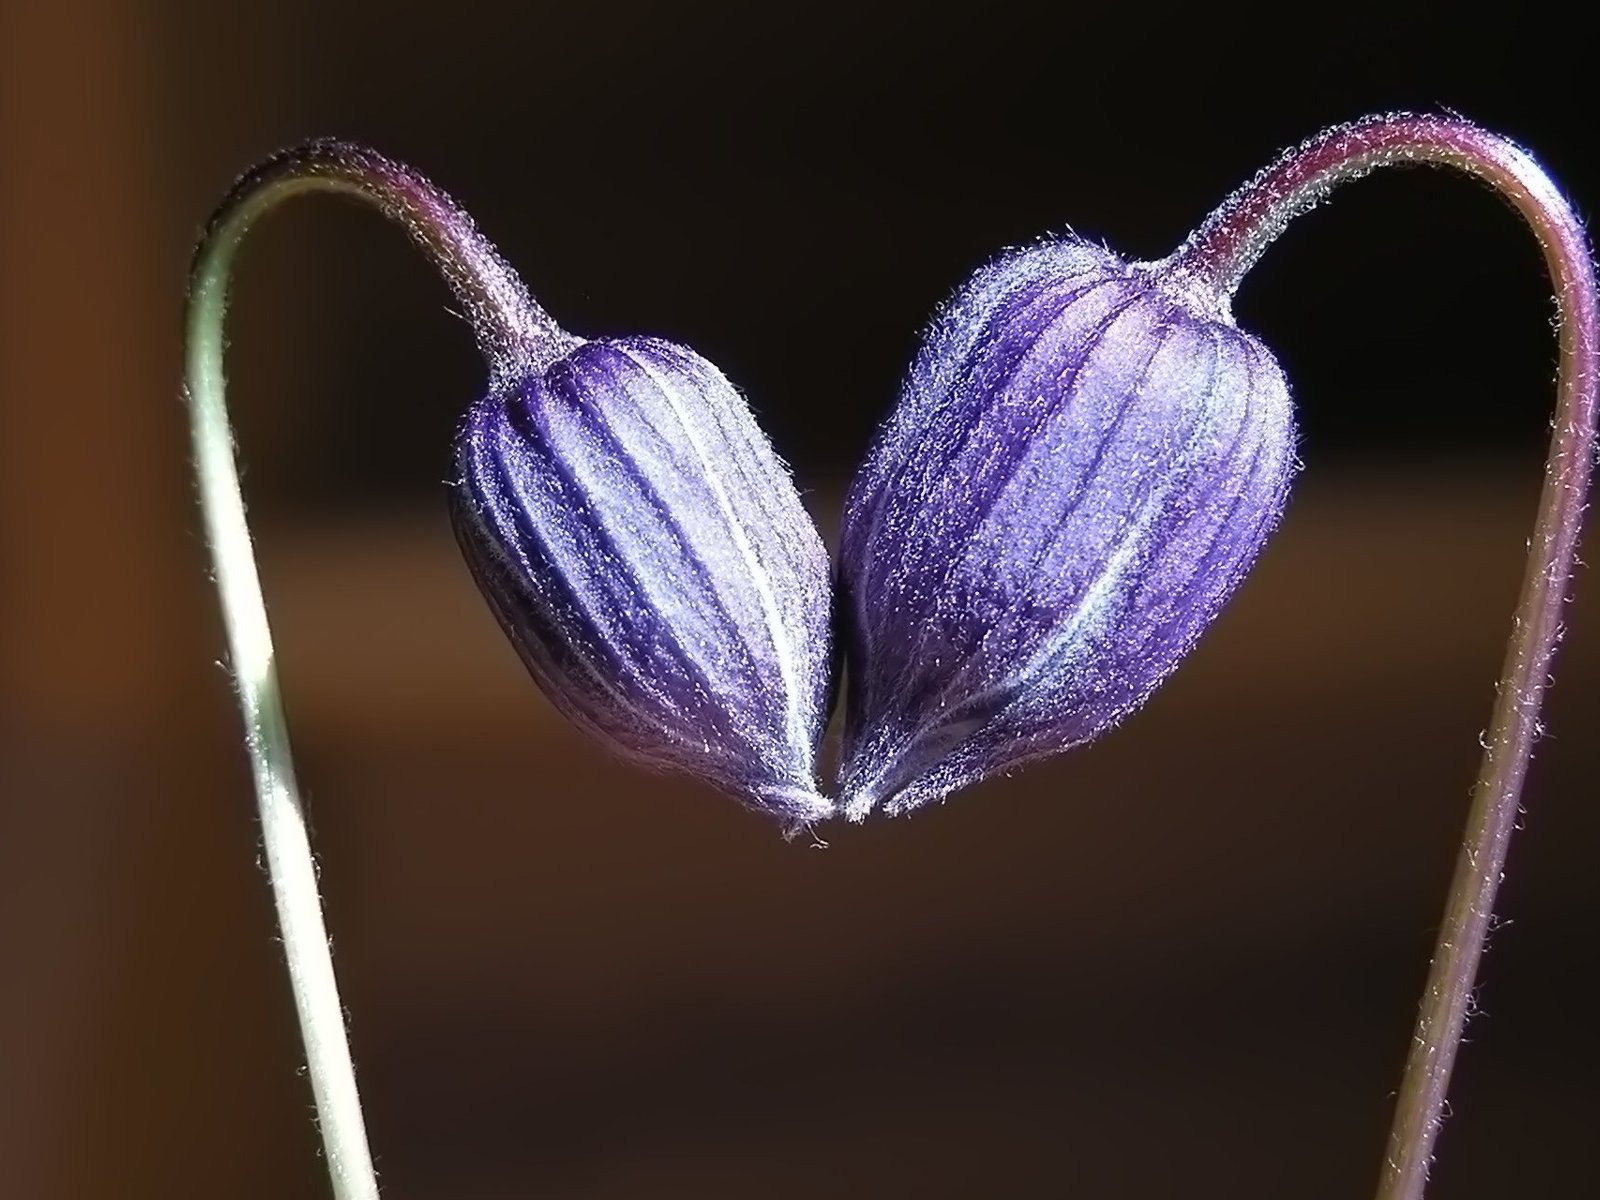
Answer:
top-left (452, 336), bottom-right (835, 825)
top-left (837, 237), bottom-right (1297, 818)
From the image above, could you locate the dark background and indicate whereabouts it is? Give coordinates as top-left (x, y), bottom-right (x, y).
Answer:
top-left (1, 3), bottom-right (1595, 1199)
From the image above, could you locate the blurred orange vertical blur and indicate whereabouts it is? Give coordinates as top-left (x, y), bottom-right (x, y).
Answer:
top-left (0, 3), bottom-right (317, 1197)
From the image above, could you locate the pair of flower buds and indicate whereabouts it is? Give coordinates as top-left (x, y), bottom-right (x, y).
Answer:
top-left (454, 216), bottom-right (1296, 826)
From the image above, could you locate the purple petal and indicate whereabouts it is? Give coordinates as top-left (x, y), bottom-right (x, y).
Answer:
top-left (453, 337), bottom-right (835, 824)
top-left (839, 239), bottom-right (1297, 817)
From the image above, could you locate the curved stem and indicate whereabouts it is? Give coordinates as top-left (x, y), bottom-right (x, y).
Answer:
top-left (184, 143), bottom-right (570, 1200)
top-left (195, 141), bottom-right (576, 384)
top-left (1171, 115), bottom-right (1597, 1200)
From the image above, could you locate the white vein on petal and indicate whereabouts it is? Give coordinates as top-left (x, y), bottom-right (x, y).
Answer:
top-left (623, 347), bottom-right (811, 771)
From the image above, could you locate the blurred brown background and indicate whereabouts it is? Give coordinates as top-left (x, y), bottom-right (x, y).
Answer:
top-left (1, 2), bottom-right (1595, 1197)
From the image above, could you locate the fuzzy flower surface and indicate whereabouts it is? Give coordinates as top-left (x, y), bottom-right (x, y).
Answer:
top-left (453, 337), bottom-right (835, 824)
top-left (837, 238), bottom-right (1297, 818)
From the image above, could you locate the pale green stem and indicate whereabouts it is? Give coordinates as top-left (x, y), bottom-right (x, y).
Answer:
top-left (184, 143), bottom-right (569, 1200)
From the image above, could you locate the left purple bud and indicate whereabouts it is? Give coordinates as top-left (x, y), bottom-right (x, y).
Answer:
top-left (197, 141), bottom-right (838, 843)
top-left (451, 335), bottom-right (836, 825)
top-left (205, 142), bottom-right (838, 824)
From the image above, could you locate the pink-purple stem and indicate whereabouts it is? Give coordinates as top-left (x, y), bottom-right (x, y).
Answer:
top-left (1171, 114), bottom-right (1598, 1200)
top-left (198, 141), bottom-right (575, 384)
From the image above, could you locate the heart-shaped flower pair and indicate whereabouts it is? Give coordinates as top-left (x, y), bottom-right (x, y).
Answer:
top-left (450, 234), bottom-right (1297, 827)
top-left (187, 118), bottom-right (1599, 1200)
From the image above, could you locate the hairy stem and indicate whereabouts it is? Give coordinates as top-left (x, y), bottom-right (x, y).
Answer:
top-left (1171, 114), bottom-right (1597, 1200)
top-left (184, 142), bottom-right (567, 1200)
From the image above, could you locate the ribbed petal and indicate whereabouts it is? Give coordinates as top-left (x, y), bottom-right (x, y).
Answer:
top-left (452, 336), bottom-right (834, 823)
top-left (839, 239), bottom-right (1297, 817)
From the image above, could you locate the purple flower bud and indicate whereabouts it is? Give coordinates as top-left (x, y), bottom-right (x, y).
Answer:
top-left (838, 238), bottom-right (1297, 818)
top-left (452, 336), bottom-right (835, 825)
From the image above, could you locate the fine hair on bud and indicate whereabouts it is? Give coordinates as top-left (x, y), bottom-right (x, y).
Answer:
top-left (837, 238), bottom-right (1297, 817)
top-left (454, 336), bottom-right (836, 826)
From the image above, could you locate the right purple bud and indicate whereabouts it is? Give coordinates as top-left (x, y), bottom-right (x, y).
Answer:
top-left (837, 237), bottom-right (1298, 818)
